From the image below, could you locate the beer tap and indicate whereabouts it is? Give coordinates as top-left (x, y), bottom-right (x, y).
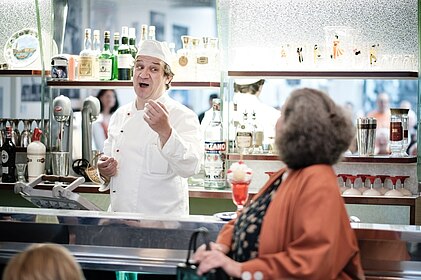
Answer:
top-left (81, 96), bottom-right (100, 164)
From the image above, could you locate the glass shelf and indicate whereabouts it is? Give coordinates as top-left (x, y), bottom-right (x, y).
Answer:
top-left (228, 71), bottom-right (418, 79)
top-left (227, 153), bottom-right (417, 163)
top-left (46, 80), bottom-right (221, 89)
top-left (0, 70), bottom-right (50, 77)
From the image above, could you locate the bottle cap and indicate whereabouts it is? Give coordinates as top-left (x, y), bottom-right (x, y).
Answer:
top-left (31, 128), bottom-right (43, 142)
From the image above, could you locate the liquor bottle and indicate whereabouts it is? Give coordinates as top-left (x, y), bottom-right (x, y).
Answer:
top-left (98, 31), bottom-right (113, 81)
top-left (112, 32), bottom-right (120, 80)
top-left (137, 24), bottom-right (148, 48)
top-left (190, 37), bottom-right (200, 81)
top-left (118, 26), bottom-right (132, 80)
top-left (204, 98), bottom-right (226, 189)
top-left (229, 100), bottom-right (240, 152)
top-left (251, 111), bottom-right (264, 154)
top-left (174, 35), bottom-right (192, 82)
top-left (129, 27), bottom-right (138, 78)
top-left (148, 25), bottom-right (156, 40)
top-left (209, 37), bottom-right (220, 82)
top-left (92, 29), bottom-right (101, 80)
top-left (196, 37), bottom-right (210, 82)
top-left (78, 28), bottom-right (95, 80)
top-left (1, 126), bottom-right (16, 183)
top-left (27, 127), bottom-right (46, 182)
top-left (236, 111), bottom-right (253, 154)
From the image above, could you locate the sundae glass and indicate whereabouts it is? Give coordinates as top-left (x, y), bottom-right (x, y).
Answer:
top-left (227, 161), bottom-right (253, 211)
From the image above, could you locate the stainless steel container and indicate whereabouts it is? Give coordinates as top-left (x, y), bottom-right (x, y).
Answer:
top-left (357, 117), bottom-right (377, 156)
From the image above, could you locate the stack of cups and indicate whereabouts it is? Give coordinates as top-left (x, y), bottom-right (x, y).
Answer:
top-left (356, 117), bottom-right (377, 156)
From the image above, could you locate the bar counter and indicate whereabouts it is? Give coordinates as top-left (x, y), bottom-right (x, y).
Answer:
top-left (1, 181), bottom-right (420, 225)
top-left (0, 207), bottom-right (421, 279)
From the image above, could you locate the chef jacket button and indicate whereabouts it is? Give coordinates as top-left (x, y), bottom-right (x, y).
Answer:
top-left (112, 190), bottom-right (116, 193)
top-left (116, 149), bottom-right (120, 152)
top-left (120, 130), bottom-right (123, 133)
top-left (127, 112), bottom-right (130, 116)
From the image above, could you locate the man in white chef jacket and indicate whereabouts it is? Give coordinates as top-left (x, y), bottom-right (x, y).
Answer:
top-left (97, 40), bottom-right (203, 216)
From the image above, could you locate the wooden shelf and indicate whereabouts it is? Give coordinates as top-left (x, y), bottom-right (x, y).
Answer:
top-left (227, 153), bottom-right (417, 163)
top-left (47, 80), bottom-right (220, 89)
top-left (228, 70), bottom-right (418, 79)
top-left (0, 70), bottom-right (50, 77)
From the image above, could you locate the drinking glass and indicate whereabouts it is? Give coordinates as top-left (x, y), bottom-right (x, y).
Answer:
top-left (342, 175), bottom-right (361, 196)
top-left (16, 163), bottom-right (27, 182)
top-left (229, 178), bottom-right (250, 211)
top-left (396, 175), bottom-right (412, 196)
top-left (20, 119), bottom-right (32, 148)
top-left (384, 176), bottom-right (404, 197)
top-left (362, 175), bottom-right (381, 196)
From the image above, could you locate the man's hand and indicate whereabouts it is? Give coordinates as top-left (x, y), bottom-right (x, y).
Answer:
top-left (144, 100), bottom-right (172, 146)
top-left (97, 155), bottom-right (118, 178)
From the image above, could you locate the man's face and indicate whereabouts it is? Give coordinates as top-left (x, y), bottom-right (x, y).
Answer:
top-left (133, 55), bottom-right (170, 101)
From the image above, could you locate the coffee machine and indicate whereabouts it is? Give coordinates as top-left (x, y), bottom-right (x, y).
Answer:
top-left (81, 96), bottom-right (100, 163)
top-left (52, 95), bottom-right (73, 156)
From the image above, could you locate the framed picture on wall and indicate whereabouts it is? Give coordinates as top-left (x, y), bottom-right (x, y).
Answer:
top-left (172, 25), bottom-right (188, 51)
top-left (150, 11), bottom-right (165, 41)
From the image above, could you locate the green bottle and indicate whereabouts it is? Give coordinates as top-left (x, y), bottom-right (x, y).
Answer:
top-left (112, 32), bottom-right (119, 80)
top-left (129, 27), bottom-right (138, 78)
top-left (98, 31), bottom-right (113, 81)
top-left (117, 26), bottom-right (132, 80)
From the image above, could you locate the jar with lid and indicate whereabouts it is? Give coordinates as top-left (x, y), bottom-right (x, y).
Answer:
top-left (389, 108), bottom-right (407, 157)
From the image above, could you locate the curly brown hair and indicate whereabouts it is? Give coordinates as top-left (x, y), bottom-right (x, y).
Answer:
top-left (276, 88), bottom-right (355, 169)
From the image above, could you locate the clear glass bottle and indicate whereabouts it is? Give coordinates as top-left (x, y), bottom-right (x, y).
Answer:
top-left (174, 35), bottom-right (192, 82)
top-left (98, 31), bottom-right (113, 81)
top-left (236, 111), bottom-right (253, 155)
top-left (137, 24), bottom-right (148, 48)
top-left (148, 25), bottom-right (156, 40)
top-left (118, 26), bottom-right (132, 80)
top-left (92, 29), bottom-right (101, 80)
top-left (78, 28), bottom-right (95, 80)
top-left (390, 108), bottom-right (404, 157)
top-left (195, 37), bottom-right (210, 82)
top-left (251, 111), bottom-right (264, 154)
top-left (204, 98), bottom-right (226, 189)
top-left (400, 108), bottom-right (410, 156)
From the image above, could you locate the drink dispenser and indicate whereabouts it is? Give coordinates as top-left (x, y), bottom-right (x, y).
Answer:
top-left (52, 95), bottom-right (73, 175)
top-left (81, 96), bottom-right (100, 164)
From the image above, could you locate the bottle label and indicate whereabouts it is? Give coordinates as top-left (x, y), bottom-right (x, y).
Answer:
top-left (236, 132), bottom-right (253, 148)
top-left (1, 150), bottom-right (9, 164)
top-left (2, 166), bottom-right (8, 174)
top-left (98, 59), bottom-right (112, 80)
top-left (179, 56), bottom-right (188, 67)
top-left (204, 141), bottom-right (226, 180)
top-left (118, 54), bottom-right (133, 68)
top-left (390, 121), bottom-right (403, 141)
top-left (78, 57), bottom-right (93, 77)
top-left (197, 56), bottom-right (209, 64)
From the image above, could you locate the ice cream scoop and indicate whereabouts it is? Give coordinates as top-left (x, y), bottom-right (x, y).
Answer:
top-left (227, 160), bottom-right (252, 183)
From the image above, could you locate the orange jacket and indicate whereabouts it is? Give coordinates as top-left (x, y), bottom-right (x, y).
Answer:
top-left (217, 165), bottom-right (365, 280)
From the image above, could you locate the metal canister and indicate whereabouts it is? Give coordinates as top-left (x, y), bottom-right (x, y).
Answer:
top-left (356, 117), bottom-right (377, 156)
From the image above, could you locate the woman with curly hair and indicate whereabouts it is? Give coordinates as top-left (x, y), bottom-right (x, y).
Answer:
top-left (194, 88), bottom-right (364, 279)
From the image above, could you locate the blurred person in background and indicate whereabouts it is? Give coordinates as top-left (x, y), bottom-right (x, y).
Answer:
top-left (367, 92), bottom-right (391, 129)
top-left (2, 243), bottom-right (84, 280)
top-left (198, 93), bottom-right (219, 124)
top-left (92, 89), bottom-right (119, 152)
top-left (194, 88), bottom-right (364, 279)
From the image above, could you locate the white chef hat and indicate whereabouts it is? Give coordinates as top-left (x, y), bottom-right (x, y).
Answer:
top-left (136, 40), bottom-right (172, 67)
